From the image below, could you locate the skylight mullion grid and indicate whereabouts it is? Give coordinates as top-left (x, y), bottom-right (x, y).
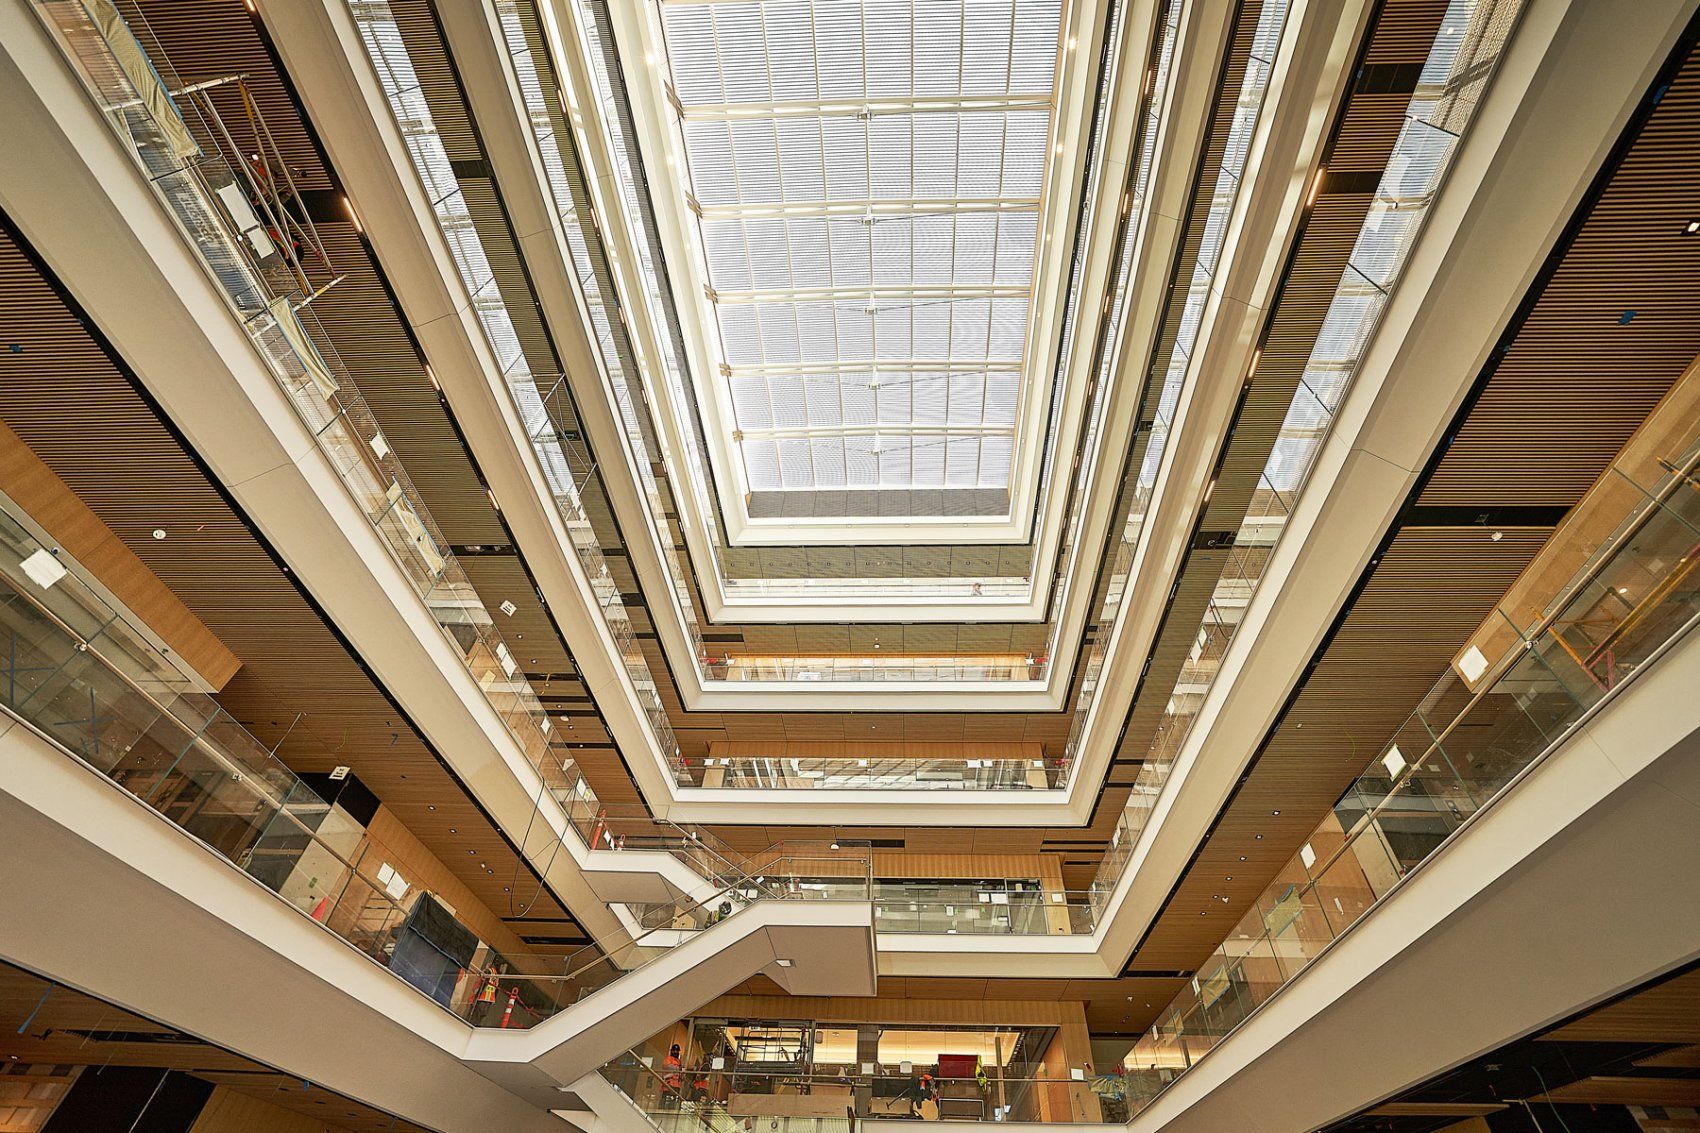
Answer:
top-left (660, 0), bottom-right (1062, 496)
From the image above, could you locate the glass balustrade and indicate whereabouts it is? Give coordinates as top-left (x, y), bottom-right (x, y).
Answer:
top-left (0, 505), bottom-right (466, 994)
top-left (614, 872), bottom-right (1100, 937)
top-left (604, 1033), bottom-right (1112, 1127)
top-left (873, 892), bottom-right (1100, 936)
top-left (1086, 0), bottom-right (1527, 912)
top-left (439, 848), bottom-right (870, 1031)
top-left (705, 657), bottom-right (1043, 685)
top-left (0, 511), bottom-right (872, 1025)
top-left (30, 0), bottom-right (600, 819)
top-left (695, 754), bottom-right (1061, 793)
top-left (1116, 439), bottom-right (1700, 1117)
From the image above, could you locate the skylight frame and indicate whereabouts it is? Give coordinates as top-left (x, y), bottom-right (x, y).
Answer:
top-left (642, 0), bottom-right (1087, 532)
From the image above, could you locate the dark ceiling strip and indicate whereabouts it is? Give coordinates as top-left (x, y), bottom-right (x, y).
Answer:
top-left (1402, 504), bottom-right (1572, 528)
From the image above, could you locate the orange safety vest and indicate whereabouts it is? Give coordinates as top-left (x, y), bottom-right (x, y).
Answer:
top-left (477, 975), bottom-right (500, 1004)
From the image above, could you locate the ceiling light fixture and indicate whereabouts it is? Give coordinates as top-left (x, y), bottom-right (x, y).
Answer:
top-left (21, 549), bottom-right (67, 589)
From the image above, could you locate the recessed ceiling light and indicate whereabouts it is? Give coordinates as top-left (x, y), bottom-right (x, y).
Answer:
top-left (775, 958), bottom-right (794, 967)
top-left (1684, 219), bottom-right (1698, 234)
top-left (152, 528), bottom-right (167, 540)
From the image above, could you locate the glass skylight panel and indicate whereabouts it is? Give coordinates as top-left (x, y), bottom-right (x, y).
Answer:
top-left (657, 0), bottom-right (1064, 499)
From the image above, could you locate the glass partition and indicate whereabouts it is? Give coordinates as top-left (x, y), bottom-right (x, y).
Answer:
top-left (697, 753), bottom-right (1061, 793)
top-left (0, 505), bottom-right (448, 985)
top-left (1087, 0), bottom-right (1528, 912)
top-left (0, 504), bottom-right (872, 1027)
top-left (603, 1030), bottom-right (1106, 1127)
top-left (1117, 438), bottom-right (1700, 1118)
top-left (30, 0), bottom-right (604, 821)
top-left (438, 846), bottom-right (871, 1030)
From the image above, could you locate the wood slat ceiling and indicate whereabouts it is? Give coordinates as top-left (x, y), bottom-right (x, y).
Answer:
top-left (3, 0), bottom-right (1688, 1055)
top-left (1111, 0), bottom-right (1448, 792)
top-left (1123, 38), bottom-right (1700, 996)
top-left (0, 221), bottom-right (578, 945)
top-left (0, 961), bottom-right (429, 1133)
top-left (1543, 968), bottom-right (1700, 1046)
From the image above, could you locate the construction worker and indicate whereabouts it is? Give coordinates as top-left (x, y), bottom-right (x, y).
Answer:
top-left (469, 966), bottom-right (500, 1026)
top-left (916, 1067), bottom-right (937, 1118)
top-left (662, 1043), bottom-right (684, 1108)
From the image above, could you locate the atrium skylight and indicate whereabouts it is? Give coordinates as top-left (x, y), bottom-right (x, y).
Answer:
top-left (655, 0), bottom-right (1066, 511)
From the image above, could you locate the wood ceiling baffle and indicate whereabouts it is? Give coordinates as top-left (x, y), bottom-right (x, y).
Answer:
top-left (0, 219), bottom-right (583, 948)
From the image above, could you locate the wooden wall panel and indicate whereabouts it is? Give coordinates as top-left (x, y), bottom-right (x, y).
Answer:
top-left (1036, 1005), bottom-right (1100, 1123)
top-left (190, 1086), bottom-right (349, 1133)
top-left (0, 1066), bottom-right (77, 1133)
top-left (361, 806), bottom-right (533, 959)
top-left (0, 421), bottom-right (239, 689)
top-left (0, 224), bottom-right (578, 948)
